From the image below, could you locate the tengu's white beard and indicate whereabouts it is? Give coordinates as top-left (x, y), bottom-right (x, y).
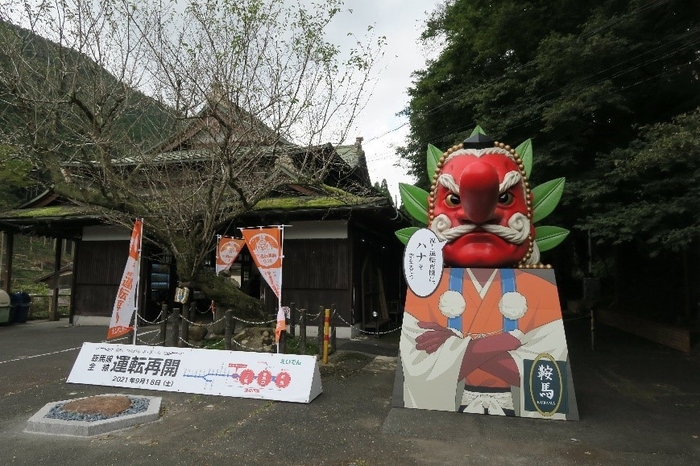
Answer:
top-left (430, 212), bottom-right (531, 245)
top-left (430, 212), bottom-right (540, 265)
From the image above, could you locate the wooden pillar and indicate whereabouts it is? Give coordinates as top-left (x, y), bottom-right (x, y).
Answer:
top-left (1, 231), bottom-right (13, 292)
top-left (137, 243), bottom-right (149, 329)
top-left (68, 239), bottom-right (80, 325)
top-left (224, 310), bottom-right (233, 350)
top-left (159, 302), bottom-right (168, 345)
top-left (289, 301), bottom-right (296, 338)
top-left (170, 306), bottom-right (180, 347)
top-left (181, 301), bottom-right (190, 345)
top-left (330, 303), bottom-right (337, 354)
top-left (317, 305), bottom-right (324, 355)
top-left (299, 308), bottom-right (306, 351)
top-left (49, 238), bottom-right (62, 321)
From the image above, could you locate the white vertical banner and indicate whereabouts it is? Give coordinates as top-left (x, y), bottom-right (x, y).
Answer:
top-left (107, 219), bottom-right (143, 340)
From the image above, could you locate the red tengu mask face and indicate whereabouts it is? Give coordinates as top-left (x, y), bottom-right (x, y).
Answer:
top-left (429, 147), bottom-right (533, 268)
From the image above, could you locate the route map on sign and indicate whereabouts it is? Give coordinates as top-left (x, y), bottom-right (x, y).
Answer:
top-left (68, 343), bottom-right (322, 403)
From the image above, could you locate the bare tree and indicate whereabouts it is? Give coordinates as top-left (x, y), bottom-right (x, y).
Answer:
top-left (0, 0), bottom-right (384, 286)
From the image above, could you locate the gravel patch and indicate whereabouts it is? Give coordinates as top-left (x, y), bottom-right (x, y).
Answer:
top-left (25, 394), bottom-right (162, 437)
top-left (44, 396), bottom-right (150, 422)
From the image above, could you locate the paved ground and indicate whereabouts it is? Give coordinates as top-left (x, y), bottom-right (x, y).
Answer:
top-left (0, 316), bottom-right (698, 465)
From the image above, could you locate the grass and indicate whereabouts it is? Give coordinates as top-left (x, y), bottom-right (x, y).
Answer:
top-left (284, 335), bottom-right (320, 355)
top-left (203, 334), bottom-right (321, 356)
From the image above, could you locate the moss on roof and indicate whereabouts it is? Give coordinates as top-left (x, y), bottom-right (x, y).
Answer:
top-left (253, 196), bottom-right (347, 210)
top-left (253, 190), bottom-right (384, 210)
top-left (0, 205), bottom-right (98, 220)
top-left (252, 184), bottom-right (384, 211)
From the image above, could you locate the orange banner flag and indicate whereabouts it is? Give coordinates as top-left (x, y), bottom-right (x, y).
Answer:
top-left (215, 236), bottom-right (246, 275)
top-left (241, 227), bottom-right (283, 300)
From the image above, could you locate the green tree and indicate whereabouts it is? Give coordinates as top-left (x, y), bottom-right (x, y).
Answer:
top-left (578, 109), bottom-right (700, 322)
top-left (0, 145), bottom-right (32, 209)
top-left (400, 0), bottom-right (700, 319)
top-left (403, 0), bottom-right (699, 192)
top-left (0, 0), bottom-right (383, 283)
top-left (0, 0), bottom-right (384, 331)
top-left (581, 109), bottom-right (700, 253)
top-left (373, 179), bottom-right (391, 198)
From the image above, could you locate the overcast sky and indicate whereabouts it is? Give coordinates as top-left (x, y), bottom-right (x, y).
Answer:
top-left (5, 0), bottom-right (443, 200)
top-left (322, 1), bottom-right (443, 201)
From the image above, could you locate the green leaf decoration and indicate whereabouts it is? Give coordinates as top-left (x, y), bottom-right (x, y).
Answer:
top-left (535, 226), bottom-right (570, 252)
top-left (470, 125), bottom-right (486, 136)
top-left (515, 139), bottom-right (533, 178)
top-left (427, 144), bottom-right (443, 179)
top-left (395, 132), bottom-right (567, 253)
top-left (399, 183), bottom-right (429, 225)
top-left (395, 227), bottom-right (420, 245)
top-left (531, 177), bottom-right (565, 223)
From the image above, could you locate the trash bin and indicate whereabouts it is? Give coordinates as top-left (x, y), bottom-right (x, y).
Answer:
top-left (11, 292), bottom-right (31, 323)
top-left (0, 290), bottom-right (11, 325)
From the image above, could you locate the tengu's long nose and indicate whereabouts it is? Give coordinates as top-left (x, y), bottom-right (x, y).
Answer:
top-left (459, 161), bottom-right (499, 224)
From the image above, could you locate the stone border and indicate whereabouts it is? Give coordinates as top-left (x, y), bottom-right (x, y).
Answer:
top-left (25, 394), bottom-right (161, 437)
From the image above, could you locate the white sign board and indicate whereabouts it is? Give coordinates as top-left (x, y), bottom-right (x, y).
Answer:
top-left (403, 228), bottom-right (445, 297)
top-left (67, 343), bottom-right (323, 403)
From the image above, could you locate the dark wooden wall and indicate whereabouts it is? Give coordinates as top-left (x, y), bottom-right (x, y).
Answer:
top-left (73, 240), bottom-right (128, 317)
top-left (283, 239), bottom-right (349, 289)
top-left (276, 238), bottom-right (352, 326)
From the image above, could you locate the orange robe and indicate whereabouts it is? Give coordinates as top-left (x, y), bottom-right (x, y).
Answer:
top-left (403, 268), bottom-right (563, 390)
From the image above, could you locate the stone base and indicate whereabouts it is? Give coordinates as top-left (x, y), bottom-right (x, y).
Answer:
top-left (25, 394), bottom-right (161, 437)
top-left (71, 315), bottom-right (110, 327)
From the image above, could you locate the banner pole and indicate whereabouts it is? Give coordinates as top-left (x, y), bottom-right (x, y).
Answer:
top-left (215, 234), bottom-right (221, 275)
top-left (132, 218), bottom-right (144, 345)
top-left (277, 225), bottom-right (285, 353)
top-left (279, 225), bottom-right (284, 311)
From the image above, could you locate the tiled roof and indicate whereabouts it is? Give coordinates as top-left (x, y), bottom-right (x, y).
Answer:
top-left (336, 144), bottom-right (362, 168)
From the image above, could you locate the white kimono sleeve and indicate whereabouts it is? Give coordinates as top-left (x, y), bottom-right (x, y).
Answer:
top-left (399, 313), bottom-right (471, 411)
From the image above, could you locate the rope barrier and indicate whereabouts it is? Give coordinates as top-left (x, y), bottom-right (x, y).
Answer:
top-left (180, 314), bottom-right (227, 328)
top-left (231, 316), bottom-right (276, 325)
top-left (179, 313), bottom-right (276, 329)
top-left (136, 311), bottom-right (168, 326)
top-left (177, 336), bottom-right (201, 348)
top-left (141, 306), bottom-right (585, 330)
top-left (298, 309), bottom-right (322, 321)
top-left (126, 304), bottom-right (590, 352)
top-left (137, 336), bottom-right (166, 346)
top-left (170, 314), bottom-right (275, 351)
top-left (229, 337), bottom-right (272, 353)
top-left (332, 311), bottom-right (403, 335)
top-left (203, 339), bottom-right (226, 349)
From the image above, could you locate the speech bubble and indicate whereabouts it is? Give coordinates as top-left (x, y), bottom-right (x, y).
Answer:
top-left (403, 228), bottom-right (445, 297)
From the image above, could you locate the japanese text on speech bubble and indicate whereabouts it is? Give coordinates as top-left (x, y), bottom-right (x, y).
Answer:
top-left (403, 228), bottom-right (445, 297)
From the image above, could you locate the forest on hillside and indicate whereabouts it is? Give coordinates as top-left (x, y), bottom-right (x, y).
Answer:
top-left (0, 234), bottom-right (73, 319)
top-left (400, 0), bottom-right (700, 324)
top-left (1, 1), bottom-right (699, 326)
